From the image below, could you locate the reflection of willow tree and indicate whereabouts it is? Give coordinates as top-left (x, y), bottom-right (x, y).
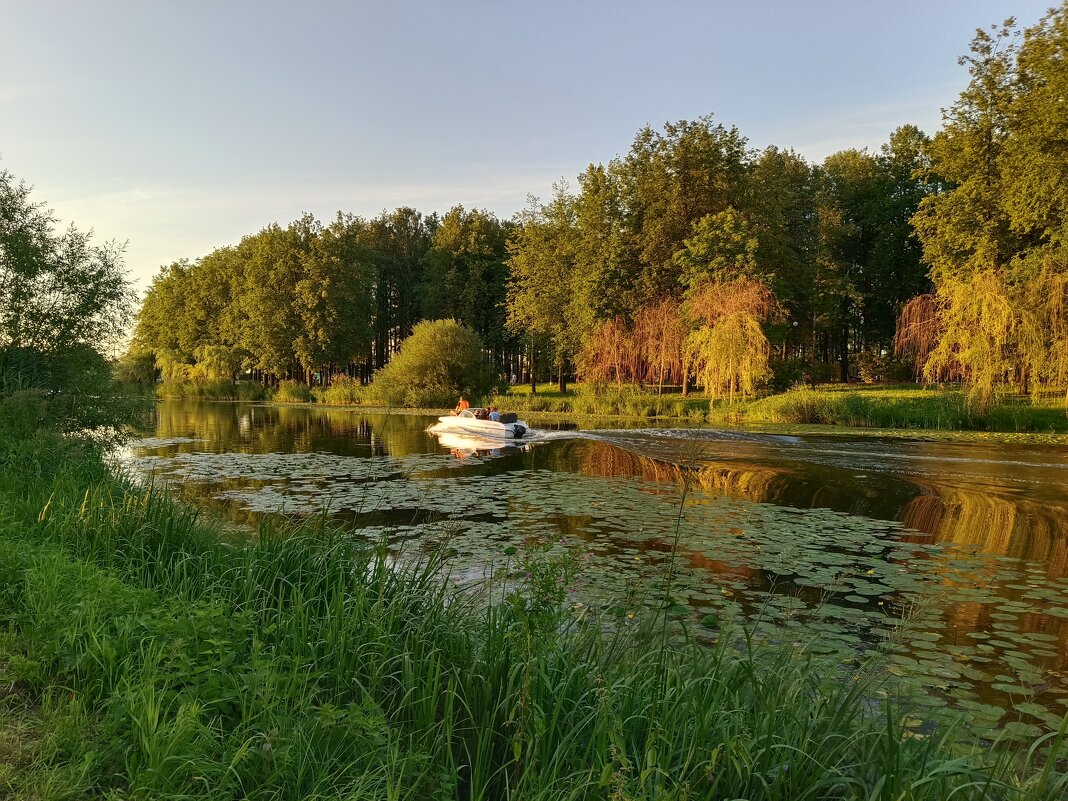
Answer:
top-left (572, 441), bottom-right (782, 505)
top-left (903, 486), bottom-right (1068, 578)
top-left (153, 401), bottom-right (243, 447)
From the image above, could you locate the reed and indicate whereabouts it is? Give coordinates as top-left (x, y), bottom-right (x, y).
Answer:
top-left (157, 380), bottom-right (271, 401)
top-left (502, 383), bottom-right (711, 421)
top-left (728, 387), bottom-right (1068, 432)
top-left (1, 425), bottom-right (1065, 800)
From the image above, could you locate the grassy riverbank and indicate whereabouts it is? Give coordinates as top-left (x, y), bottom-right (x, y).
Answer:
top-left (1, 423), bottom-right (1066, 799)
top-left (153, 378), bottom-right (1068, 434)
top-left (498, 384), bottom-right (1068, 433)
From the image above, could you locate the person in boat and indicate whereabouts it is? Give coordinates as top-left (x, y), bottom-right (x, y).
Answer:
top-left (488, 406), bottom-right (501, 422)
top-left (453, 396), bottom-right (470, 414)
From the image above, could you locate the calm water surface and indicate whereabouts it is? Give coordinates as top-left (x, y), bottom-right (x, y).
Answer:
top-left (126, 400), bottom-right (1068, 737)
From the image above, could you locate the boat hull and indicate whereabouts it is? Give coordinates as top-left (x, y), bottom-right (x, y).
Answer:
top-left (432, 415), bottom-right (529, 439)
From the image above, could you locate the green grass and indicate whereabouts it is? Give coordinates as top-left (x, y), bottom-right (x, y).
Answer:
top-left (500, 383), bottom-right (1068, 433)
top-left (501, 383), bottom-right (712, 421)
top-left (157, 380), bottom-right (271, 401)
top-left (0, 421), bottom-right (1066, 798)
top-left (722, 386), bottom-right (1068, 432)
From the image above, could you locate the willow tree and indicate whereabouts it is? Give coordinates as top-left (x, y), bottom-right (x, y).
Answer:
top-left (923, 271), bottom-right (1017, 410)
top-left (894, 294), bottom-right (942, 381)
top-left (684, 278), bottom-right (775, 404)
top-left (909, 11), bottom-right (1068, 403)
top-left (633, 298), bottom-right (685, 394)
top-left (1020, 266), bottom-right (1068, 402)
top-left (576, 317), bottom-right (634, 389)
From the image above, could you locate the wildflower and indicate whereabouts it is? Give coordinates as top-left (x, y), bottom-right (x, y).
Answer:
top-left (866, 569), bottom-right (875, 576)
top-left (626, 612), bottom-right (635, 620)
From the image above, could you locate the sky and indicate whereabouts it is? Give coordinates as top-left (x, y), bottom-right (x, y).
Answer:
top-left (1, 0), bottom-right (1056, 293)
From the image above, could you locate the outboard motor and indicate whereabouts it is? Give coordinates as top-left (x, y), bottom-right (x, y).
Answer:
top-left (513, 424), bottom-right (527, 438)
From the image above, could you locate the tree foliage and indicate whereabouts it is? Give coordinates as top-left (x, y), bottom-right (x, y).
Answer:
top-left (367, 319), bottom-right (499, 408)
top-left (903, 9), bottom-right (1068, 406)
top-left (0, 167), bottom-right (138, 432)
top-left (1, 169), bottom-right (132, 358)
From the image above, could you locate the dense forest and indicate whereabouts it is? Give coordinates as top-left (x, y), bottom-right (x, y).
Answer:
top-left (129, 10), bottom-right (1068, 407)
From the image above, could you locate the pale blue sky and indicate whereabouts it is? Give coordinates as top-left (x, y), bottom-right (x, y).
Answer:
top-left (1, 1), bottom-right (1054, 291)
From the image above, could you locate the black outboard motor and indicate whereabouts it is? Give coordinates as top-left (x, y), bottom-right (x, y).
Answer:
top-left (513, 423), bottom-right (527, 438)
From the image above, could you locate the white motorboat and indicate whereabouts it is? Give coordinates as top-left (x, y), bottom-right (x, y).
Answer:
top-left (430, 408), bottom-right (530, 439)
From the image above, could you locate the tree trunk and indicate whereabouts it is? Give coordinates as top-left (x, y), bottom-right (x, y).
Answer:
top-left (839, 324), bottom-right (850, 383)
top-left (529, 344), bottom-right (537, 395)
top-left (558, 353), bottom-right (567, 394)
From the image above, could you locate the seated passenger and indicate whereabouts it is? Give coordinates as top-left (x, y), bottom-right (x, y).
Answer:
top-left (488, 406), bottom-right (501, 421)
top-left (454, 396), bottom-right (470, 414)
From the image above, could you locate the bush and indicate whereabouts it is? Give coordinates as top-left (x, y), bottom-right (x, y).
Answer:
top-left (367, 320), bottom-right (500, 408)
top-left (155, 380), bottom-right (269, 401)
top-left (274, 380), bottom-right (313, 403)
top-left (1, 345), bottom-right (147, 433)
top-left (854, 350), bottom-right (915, 384)
top-left (768, 358), bottom-right (806, 392)
top-left (114, 349), bottom-right (157, 385)
top-left (315, 375), bottom-right (366, 406)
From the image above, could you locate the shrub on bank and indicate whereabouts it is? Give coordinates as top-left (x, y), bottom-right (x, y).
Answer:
top-left (273, 380), bottom-right (313, 403)
top-left (314, 374), bottom-right (366, 405)
top-left (367, 320), bottom-right (500, 407)
top-left (502, 383), bottom-right (713, 419)
top-left (727, 386), bottom-right (1068, 431)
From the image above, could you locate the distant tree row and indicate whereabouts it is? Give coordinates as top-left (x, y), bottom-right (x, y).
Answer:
top-left (131, 117), bottom-right (931, 396)
top-left (507, 118), bottom-right (933, 395)
top-left (132, 207), bottom-right (521, 385)
top-left (131, 8), bottom-right (1068, 408)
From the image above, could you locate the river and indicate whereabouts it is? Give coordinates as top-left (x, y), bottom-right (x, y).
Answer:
top-left (125, 400), bottom-right (1068, 739)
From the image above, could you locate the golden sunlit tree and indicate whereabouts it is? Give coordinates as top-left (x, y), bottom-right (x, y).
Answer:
top-left (633, 298), bottom-right (686, 394)
top-left (893, 293), bottom-right (942, 381)
top-left (922, 271), bottom-right (1017, 410)
top-left (576, 316), bottom-right (634, 389)
top-left (684, 278), bottom-right (776, 404)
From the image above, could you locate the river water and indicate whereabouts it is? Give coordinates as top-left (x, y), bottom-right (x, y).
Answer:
top-left (126, 400), bottom-right (1068, 738)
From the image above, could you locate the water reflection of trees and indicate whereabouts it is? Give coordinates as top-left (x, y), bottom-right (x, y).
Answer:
top-left (903, 487), bottom-right (1068, 579)
top-left (150, 401), bottom-right (435, 457)
top-left (559, 440), bottom-right (784, 504)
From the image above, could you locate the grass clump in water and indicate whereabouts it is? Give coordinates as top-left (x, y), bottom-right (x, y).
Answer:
top-left (0, 426), bottom-right (1066, 799)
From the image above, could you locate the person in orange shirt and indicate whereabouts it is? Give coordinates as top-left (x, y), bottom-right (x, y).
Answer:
top-left (453, 396), bottom-right (470, 414)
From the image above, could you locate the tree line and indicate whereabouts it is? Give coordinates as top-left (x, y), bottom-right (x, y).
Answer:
top-left (130, 9), bottom-right (1068, 407)
top-left (130, 207), bottom-right (519, 387)
top-left (130, 117), bottom-right (930, 395)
